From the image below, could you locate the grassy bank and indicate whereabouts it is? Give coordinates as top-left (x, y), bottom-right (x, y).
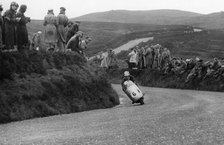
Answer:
top-left (0, 51), bottom-right (119, 124)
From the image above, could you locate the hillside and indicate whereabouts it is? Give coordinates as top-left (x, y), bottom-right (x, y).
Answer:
top-left (182, 12), bottom-right (224, 29)
top-left (74, 9), bottom-right (202, 25)
top-left (73, 9), bottom-right (224, 29)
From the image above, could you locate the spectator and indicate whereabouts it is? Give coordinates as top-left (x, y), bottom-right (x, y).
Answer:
top-left (56, 7), bottom-right (68, 52)
top-left (185, 57), bottom-right (204, 83)
top-left (107, 48), bottom-right (115, 68)
top-left (3, 2), bottom-right (20, 50)
top-left (128, 48), bottom-right (138, 69)
top-left (65, 21), bottom-right (80, 43)
top-left (138, 46), bottom-right (146, 69)
top-left (0, 4), bottom-right (4, 49)
top-left (43, 9), bottom-right (58, 51)
top-left (100, 48), bottom-right (116, 69)
top-left (65, 31), bottom-right (83, 54)
top-left (65, 21), bottom-right (73, 39)
top-left (16, 4), bottom-right (30, 52)
top-left (31, 31), bottom-right (42, 50)
top-left (145, 45), bottom-right (154, 68)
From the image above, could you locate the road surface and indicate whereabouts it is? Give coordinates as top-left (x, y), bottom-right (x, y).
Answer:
top-left (88, 37), bottom-right (153, 60)
top-left (112, 37), bottom-right (154, 54)
top-left (1, 84), bottom-right (224, 145)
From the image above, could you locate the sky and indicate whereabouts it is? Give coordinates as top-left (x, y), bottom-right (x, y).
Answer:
top-left (1, 0), bottom-right (224, 19)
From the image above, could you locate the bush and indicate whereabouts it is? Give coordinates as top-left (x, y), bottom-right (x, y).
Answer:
top-left (0, 51), bottom-right (119, 124)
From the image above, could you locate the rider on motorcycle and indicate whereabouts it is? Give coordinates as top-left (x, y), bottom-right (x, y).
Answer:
top-left (121, 71), bottom-right (136, 104)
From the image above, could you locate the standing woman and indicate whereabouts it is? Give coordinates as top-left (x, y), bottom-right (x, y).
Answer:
top-left (3, 2), bottom-right (20, 50)
top-left (16, 4), bottom-right (31, 52)
top-left (56, 7), bottom-right (68, 52)
top-left (43, 9), bottom-right (58, 51)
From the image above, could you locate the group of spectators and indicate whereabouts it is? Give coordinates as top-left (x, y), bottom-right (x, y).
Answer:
top-left (100, 48), bottom-right (117, 69)
top-left (0, 2), bottom-right (30, 52)
top-left (126, 43), bottom-right (224, 83)
top-left (164, 56), bottom-right (224, 83)
top-left (0, 2), bottom-right (91, 56)
top-left (127, 44), bottom-right (171, 70)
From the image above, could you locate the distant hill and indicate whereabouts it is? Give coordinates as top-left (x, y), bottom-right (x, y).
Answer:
top-left (73, 9), bottom-right (224, 29)
top-left (182, 12), bottom-right (224, 29)
top-left (73, 9), bottom-right (203, 25)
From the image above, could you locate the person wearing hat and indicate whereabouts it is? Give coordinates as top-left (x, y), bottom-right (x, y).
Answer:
top-left (3, 1), bottom-right (20, 50)
top-left (16, 4), bottom-right (31, 52)
top-left (43, 9), bottom-right (58, 51)
top-left (56, 7), bottom-right (68, 52)
top-left (0, 4), bottom-right (4, 49)
top-left (121, 71), bottom-right (136, 104)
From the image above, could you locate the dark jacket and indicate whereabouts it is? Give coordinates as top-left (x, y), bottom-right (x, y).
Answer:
top-left (65, 23), bottom-right (79, 43)
top-left (16, 11), bottom-right (30, 46)
top-left (3, 9), bottom-right (17, 48)
top-left (0, 14), bottom-right (3, 46)
top-left (66, 34), bottom-right (81, 53)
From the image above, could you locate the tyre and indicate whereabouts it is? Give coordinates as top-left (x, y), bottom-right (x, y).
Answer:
top-left (139, 98), bottom-right (144, 105)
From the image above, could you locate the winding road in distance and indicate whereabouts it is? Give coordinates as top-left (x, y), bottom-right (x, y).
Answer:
top-left (88, 37), bottom-right (153, 60)
top-left (1, 84), bottom-right (224, 145)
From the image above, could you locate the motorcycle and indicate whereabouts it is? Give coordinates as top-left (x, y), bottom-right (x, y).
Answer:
top-left (123, 80), bottom-right (144, 105)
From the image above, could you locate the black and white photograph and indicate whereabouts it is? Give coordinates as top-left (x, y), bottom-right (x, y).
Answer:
top-left (0, 0), bottom-right (224, 144)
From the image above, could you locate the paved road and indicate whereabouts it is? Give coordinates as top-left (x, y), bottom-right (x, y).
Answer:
top-left (112, 37), bottom-right (153, 54)
top-left (88, 37), bottom-right (153, 61)
top-left (1, 85), bottom-right (224, 145)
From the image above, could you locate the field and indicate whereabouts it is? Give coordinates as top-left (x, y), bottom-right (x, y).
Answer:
top-left (152, 30), bottom-right (224, 60)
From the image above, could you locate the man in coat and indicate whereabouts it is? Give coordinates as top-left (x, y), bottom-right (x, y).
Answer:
top-left (16, 4), bottom-right (31, 52)
top-left (56, 7), bottom-right (68, 52)
top-left (0, 4), bottom-right (4, 49)
top-left (3, 2), bottom-right (20, 50)
top-left (43, 9), bottom-right (58, 51)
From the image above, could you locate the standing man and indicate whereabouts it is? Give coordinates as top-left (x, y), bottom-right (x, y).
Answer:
top-left (128, 48), bottom-right (138, 69)
top-left (56, 7), bottom-right (68, 52)
top-left (43, 9), bottom-right (58, 51)
top-left (16, 4), bottom-right (31, 52)
top-left (3, 2), bottom-right (20, 50)
top-left (0, 4), bottom-right (4, 49)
